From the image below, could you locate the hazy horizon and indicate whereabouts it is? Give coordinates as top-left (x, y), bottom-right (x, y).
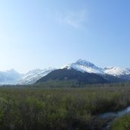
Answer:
top-left (0, 0), bottom-right (130, 73)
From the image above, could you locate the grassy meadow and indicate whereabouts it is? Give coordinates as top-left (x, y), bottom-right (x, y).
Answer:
top-left (0, 83), bottom-right (130, 130)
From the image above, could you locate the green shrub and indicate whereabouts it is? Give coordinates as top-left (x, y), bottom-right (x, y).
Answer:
top-left (112, 114), bottom-right (130, 130)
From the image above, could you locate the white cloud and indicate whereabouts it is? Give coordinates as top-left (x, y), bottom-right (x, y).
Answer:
top-left (54, 10), bottom-right (88, 28)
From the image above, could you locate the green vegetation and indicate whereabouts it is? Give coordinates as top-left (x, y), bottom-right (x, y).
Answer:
top-left (0, 83), bottom-right (130, 129)
top-left (112, 114), bottom-right (130, 130)
top-left (35, 81), bottom-right (130, 89)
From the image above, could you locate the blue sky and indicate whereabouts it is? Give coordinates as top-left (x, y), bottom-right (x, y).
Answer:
top-left (0, 0), bottom-right (130, 73)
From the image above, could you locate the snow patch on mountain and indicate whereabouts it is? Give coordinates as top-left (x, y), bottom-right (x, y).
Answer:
top-left (62, 59), bottom-right (104, 74)
top-left (104, 67), bottom-right (130, 76)
top-left (62, 59), bottom-right (130, 78)
top-left (18, 68), bottom-right (55, 84)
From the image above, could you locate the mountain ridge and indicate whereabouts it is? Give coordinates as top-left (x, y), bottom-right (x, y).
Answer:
top-left (0, 69), bottom-right (23, 85)
top-left (36, 68), bottom-right (109, 85)
top-left (62, 59), bottom-right (130, 78)
top-left (0, 59), bottom-right (130, 85)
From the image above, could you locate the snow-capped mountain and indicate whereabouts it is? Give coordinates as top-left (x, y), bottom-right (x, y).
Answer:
top-left (18, 68), bottom-right (55, 84)
top-left (104, 67), bottom-right (130, 76)
top-left (62, 59), bottom-right (130, 80)
top-left (62, 59), bottom-right (104, 74)
top-left (0, 69), bottom-right (23, 85)
top-left (0, 59), bottom-right (130, 85)
top-left (104, 67), bottom-right (130, 80)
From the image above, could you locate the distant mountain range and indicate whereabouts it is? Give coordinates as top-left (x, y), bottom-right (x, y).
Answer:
top-left (0, 69), bottom-right (23, 85)
top-left (0, 59), bottom-right (130, 85)
top-left (36, 59), bottom-right (128, 85)
top-left (18, 68), bottom-right (55, 84)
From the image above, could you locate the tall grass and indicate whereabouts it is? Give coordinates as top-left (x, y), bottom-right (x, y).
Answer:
top-left (0, 85), bottom-right (130, 129)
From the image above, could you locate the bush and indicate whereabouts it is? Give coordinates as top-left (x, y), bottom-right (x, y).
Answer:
top-left (112, 114), bottom-right (130, 130)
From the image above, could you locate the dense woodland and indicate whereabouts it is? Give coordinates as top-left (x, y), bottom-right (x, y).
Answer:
top-left (0, 83), bottom-right (130, 130)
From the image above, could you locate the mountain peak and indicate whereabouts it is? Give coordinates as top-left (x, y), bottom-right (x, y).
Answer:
top-left (5, 69), bottom-right (18, 73)
top-left (62, 59), bottom-right (104, 74)
top-left (75, 59), bottom-right (95, 67)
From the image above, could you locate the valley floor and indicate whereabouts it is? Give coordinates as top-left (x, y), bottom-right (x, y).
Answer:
top-left (0, 83), bottom-right (130, 130)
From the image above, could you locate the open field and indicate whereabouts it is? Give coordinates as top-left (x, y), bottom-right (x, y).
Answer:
top-left (0, 83), bottom-right (130, 130)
